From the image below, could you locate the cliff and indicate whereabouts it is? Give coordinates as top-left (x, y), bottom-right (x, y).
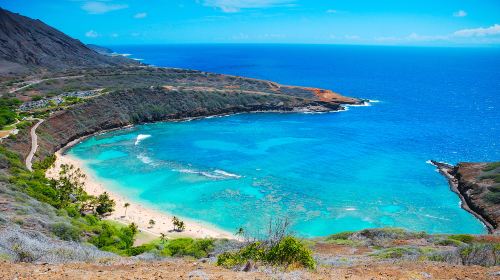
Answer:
top-left (30, 86), bottom-right (351, 160)
top-left (432, 161), bottom-right (500, 234)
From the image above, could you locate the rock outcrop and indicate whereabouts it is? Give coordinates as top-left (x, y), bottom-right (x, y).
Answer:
top-left (432, 161), bottom-right (500, 234)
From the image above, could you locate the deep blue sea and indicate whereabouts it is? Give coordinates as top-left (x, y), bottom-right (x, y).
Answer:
top-left (69, 45), bottom-right (500, 237)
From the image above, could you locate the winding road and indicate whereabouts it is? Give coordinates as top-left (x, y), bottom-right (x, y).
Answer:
top-left (9, 75), bottom-right (84, 94)
top-left (25, 119), bottom-right (44, 172)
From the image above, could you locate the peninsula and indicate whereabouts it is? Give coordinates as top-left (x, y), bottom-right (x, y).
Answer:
top-left (431, 161), bottom-right (500, 234)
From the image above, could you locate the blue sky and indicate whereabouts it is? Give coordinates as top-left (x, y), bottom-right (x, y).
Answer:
top-left (1, 0), bottom-right (499, 46)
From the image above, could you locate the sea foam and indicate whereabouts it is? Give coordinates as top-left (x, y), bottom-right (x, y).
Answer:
top-left (175, 168), bottom-right (241, 180)
top-left (135, 134), bottom-right (151, 145)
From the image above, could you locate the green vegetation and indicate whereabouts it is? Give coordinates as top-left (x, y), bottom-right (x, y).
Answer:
top-left (435, 238), bottom-right (465, 247)
top-left (483, 162), bottom-right (500, 172)
top-left (478, 162), bottom-right (500, 204)
top-left (372, 247), bottom-right (420, 259)
top-left (0, 98), bottom-right (21, 129)
top-left (481, 174), bottom-right (500, 183)
top-left (15, 120), bottom-right (33, 130)
top-left (485, 192), bottom-right (500, 204)
top-left (156, 238), bottom-right (214, 258)
top-left (62, 96), bottom-right (83, 106)
top-left (447, 234), bottom-right (474, 244)
top-left (217, 236), bottom-right (316, 270)
top-left (172, 216), bottom-right (185, 232)
top-left (324, 231), bottom-right (360, 245)
top-left (0, 147), bottom-right (127, 253)
top-left (0, 145), bottom-right (218, 258)
top-left (325, 231), bottom-right (354, 241)
top-left (458, 243), bottom-right (500, 266)
top-left (89, 222), bottom-right (136, 255)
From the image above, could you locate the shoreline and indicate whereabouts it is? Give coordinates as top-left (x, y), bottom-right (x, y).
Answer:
top-left (429, 160), bottom-right (494, 234)
top-left (57, 107), bottom-right (358, 154)
top-left (47, 151), bottom-right (237, 241)
top-left (44, 107), bottom-right (369, 242)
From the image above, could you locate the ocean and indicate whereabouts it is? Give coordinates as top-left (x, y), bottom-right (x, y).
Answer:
top-left (68, 44), bottom-right (500, 236)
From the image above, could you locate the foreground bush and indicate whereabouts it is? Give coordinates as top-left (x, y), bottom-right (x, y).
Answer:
top-left (217, 236), bottom-right (315, 270)
top-left (459, 243), bottom-right (500, 266)
top-left (0, 227), bottom-right (116, 263)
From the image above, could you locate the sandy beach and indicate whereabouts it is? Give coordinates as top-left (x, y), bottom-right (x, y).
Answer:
top-left (47, 151), bottom-right (236, 243)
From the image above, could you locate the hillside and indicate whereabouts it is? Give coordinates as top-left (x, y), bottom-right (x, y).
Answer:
top-left (0, 8), bottom-right (135, 76)
top-left (0, 7), bottom-right (498, 279)
top-left (433, 161), bottom-right (500, 233)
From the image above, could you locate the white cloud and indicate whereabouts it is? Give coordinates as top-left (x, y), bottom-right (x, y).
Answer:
top-left (82, 1), bottom-right (128, 14)
top-left (372, 24), bottom-right (500, 45)
top-left (203, 0), bottom-right (296, 13)
top-left (453, 10), bottom-right (467, 17)
top-left (326, 9), bottom-right (338, 14)
top-left (134, 12), bottom-right (147, 19)
top-left (85, 30), bottom-right (99, 38)
top-left (453, 24), bottom-right (500, 37)
top-left (344, 35), bottom-right (360, 40)
top-left (406, 32), bottom-right (448, 41)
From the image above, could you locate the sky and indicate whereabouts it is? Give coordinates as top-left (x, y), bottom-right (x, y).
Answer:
top-left (1, 0), bottom-right (499, 46)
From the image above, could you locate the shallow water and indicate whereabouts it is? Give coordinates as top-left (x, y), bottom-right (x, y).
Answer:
top-left (69, 45), bottom-right (500, 236)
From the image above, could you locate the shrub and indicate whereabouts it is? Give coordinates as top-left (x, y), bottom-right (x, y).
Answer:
top-left (89, 222), bottom-right (136, 255)
top-left (15, 121), bottom-right (32, 130)
top-left (0, 228), bottom-right (117, 263)
top-left (0, 97), bottom-right (21, 128)
top-left (326, 231), bottom-right (354, 241)
top-left (51, 222), bottom-right (81, 241)
top-left (435, 238), bottom-right (464, 247)
top-left (483, 162), bottom-right (500, 172)
top-left (266, 236), bottom-right (316, 269)
top-left (217, 236), bottom-right (315, 270)
top-left (161, 238), bottom-right (214, 258)
top-left (488, 185), bottom-right (500, 192)
top-left (125, 243), bottom-right (156, 256)
top-left (485, 192), bottom-right (500, 204)
top-left (94, 192), bottom-right (115, 216)
top-left (448, 234), bottom-right (474, 244)
top-left (459, 243), bottom-right (499, 266)
top-left (217, 251), bottom-right (247, 267)
top-left (481, 174), bottom-right (500, 184)
top-left (372, 247), bottom-right (417, 259)
top-left (326, 239), bottom-right (359, 246)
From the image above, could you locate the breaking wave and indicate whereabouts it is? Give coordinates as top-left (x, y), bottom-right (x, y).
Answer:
top-left (135, 134), bottom-right (151, 145)
top-left (175, 168), bottom-right (242, 180)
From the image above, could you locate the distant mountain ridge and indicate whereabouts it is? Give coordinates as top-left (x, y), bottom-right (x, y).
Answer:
top-left (86, 44), bottom-right (114, 56)
top-left (0, 7), bottom-right (135, 75)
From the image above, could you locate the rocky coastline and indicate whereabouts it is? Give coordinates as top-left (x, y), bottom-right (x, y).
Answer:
top-left (6, 84), bottom-right (363, 162)
top-left (431, 160), bottom-right (499, 234)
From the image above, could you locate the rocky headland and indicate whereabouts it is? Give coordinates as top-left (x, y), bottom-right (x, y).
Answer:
top-left (431, 161), bottom-right (500, 234)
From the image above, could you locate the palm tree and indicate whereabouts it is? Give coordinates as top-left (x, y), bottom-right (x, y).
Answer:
top-left (149, 219), bottom-right (155, 228)
top-left (129, 222), bottom-right (138, 235)
top-left (236, 227), bottom-right (245, 237)
top-left (123, 202), bottom-right (130, 218)
top-left (160, 233), bottom-right (167, 244)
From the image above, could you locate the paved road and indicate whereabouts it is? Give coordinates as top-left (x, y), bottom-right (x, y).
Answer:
top-left (25, 119), bottom-right (44, 172)
top-left (9, 75), bottom-right (84, 94)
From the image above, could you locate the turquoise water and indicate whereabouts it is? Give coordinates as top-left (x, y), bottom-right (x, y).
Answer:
top-left (69, 45), bottom-right (500, 236)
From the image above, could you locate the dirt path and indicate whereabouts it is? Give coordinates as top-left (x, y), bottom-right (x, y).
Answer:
top-left (25, 119), bottom-right (44, 171)
top-left (1, 260), bottom-right (498, 280)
